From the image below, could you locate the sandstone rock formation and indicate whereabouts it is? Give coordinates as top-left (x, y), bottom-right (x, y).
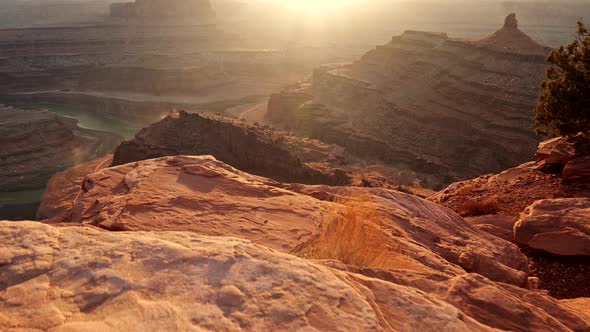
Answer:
top-left (432, 135), bottom-right (590, 218)
top-left (514, 198), bottom-right (590, 256)
top-left (38, 111), bottom-right (431, 222)
top-left (0, 107), bottom-right (121, 193)
top-left (49, 155), bottom-right (528, 287)
top-left (7, 156), bottom-right (590, 330)
top-left (536, 133), bottom-right (590, 182)
top-left (0, 221), bottom-right (493, 331)
top-left (112, 111), bottom-right (350, 186)
top-left (476, 14), bottom-right (552, 55)
top-left (266, 16), bottom-right (549, 189)
top-left (3, 222), bottom-right (589, 331)
top-left (37, 155), bottom-right (113, 221)
top-left (432, 136), bottom-right (590, 299)
top-left (465, 215), bottom-right (516, 242)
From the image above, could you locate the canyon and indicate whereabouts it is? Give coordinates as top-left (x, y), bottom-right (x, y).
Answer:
top-left (0, 0), bottom-right (360, 222)
top-left (1, 1), bottom-right (590, 330)
top-left (267, 15), bottom-right (550, 189)
top-left (110, 0), bottom-right (216, 23)
top-left (0, 106), bottom-right (120, 220)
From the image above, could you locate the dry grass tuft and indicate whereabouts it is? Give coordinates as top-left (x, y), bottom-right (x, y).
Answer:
top-left (295, 191), bottom-right (423, 271)
top-left (457, 198), bottom-right (500, 217)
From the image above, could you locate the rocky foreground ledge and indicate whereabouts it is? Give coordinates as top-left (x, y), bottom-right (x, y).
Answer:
top-left (2, 155), bottom-right (590, 331)
top-left (432, 134), bottom-right (590, 299)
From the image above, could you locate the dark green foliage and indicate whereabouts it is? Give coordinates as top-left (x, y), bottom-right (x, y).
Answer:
top-left (535, 22), bottom-right (590, 137)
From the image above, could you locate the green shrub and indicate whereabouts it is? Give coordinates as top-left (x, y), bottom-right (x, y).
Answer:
top-left (535, 22), bottom-right (590, 137)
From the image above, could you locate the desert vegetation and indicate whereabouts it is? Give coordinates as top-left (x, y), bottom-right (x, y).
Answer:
top-left (536, 21), bottom-right (590, 137)
top-left (457, 198), bottom-right (500, 217)
top-left (295, 192), bottom-right (420, 271)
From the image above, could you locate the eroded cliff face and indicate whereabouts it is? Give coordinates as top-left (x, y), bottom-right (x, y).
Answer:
top-left (18, 155), bottom-right (590, 331)
top-left (0, 107), bottom-right (121, 192)
top-left (112, 111), bottom-right (351, 186)
top-left (267, 15), bottom-right (549, 189)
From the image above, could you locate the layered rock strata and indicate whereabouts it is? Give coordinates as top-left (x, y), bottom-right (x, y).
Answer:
top-left (110, 0), bottom-right (216, 22)
top-left (266, 15), bottom-right (550, 189)
top-left (0, 107), bottom-right (121, 192)
top-left (112, 111), bottom-right (350, 186)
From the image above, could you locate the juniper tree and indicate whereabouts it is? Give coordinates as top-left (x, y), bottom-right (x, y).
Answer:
top-left (535, 22), bottom-right (590, 137)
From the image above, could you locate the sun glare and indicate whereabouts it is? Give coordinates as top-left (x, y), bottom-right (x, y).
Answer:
top-left (282, 0), bottom-right (362, 16)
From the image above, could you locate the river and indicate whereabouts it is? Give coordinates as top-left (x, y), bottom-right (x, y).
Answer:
top-left (0, 101), bottom-right (135, 220)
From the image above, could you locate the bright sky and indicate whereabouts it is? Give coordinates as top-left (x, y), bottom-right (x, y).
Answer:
top-left (258, 0), bottom-right (366, 16)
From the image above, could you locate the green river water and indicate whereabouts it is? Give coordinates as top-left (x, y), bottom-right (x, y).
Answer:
top-left (1, 102), bottom-right (137, 219)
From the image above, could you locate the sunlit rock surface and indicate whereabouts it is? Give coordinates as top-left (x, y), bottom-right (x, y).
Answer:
top-left (5, 155), bottom-right (590, 330)
top-left (432, 135), bottom-right (590, 218)
top-left (1, 221), bottom-right (493, 331)
top-left (515, 198), bottom-right (590, 256)
top-left (37, 155), bottom-right (113, 221)
top-left (47, 155), bottom-right (528, 286)
top-left (432, 136), bottom-right (590, 299)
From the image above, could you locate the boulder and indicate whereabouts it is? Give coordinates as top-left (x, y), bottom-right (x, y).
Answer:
top-left (563, 157), bottom-right (590, 182)
top-left (536, 136), bottom-right (577, 165)
top-left (432, 135), bottom-right (590, 220)
top-left (431, 162), bottom-right (578, 217)
top-left (465, 214), bottom-right (516, 230)
top-left (465, 215), bottom-right (516, 242)
top-left (514, 198), bottom-right (590, 256)
top-left (52, 155), bottom-right (529, 286)
top-left (535, 134), bottom-right (590, 182)
top-left (432, 150), bottom-right (590, 299)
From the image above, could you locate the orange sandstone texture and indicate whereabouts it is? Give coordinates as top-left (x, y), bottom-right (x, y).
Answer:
top-left (48, 155), bottom-right (528, 287)
top-left (1, 155), bottom-right (588, 330)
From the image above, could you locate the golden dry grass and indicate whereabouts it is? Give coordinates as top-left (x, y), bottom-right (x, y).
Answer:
top-left (295, 191), bottom-right (425, 271)
top-left (457, 198), bottom-right (500, 217)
